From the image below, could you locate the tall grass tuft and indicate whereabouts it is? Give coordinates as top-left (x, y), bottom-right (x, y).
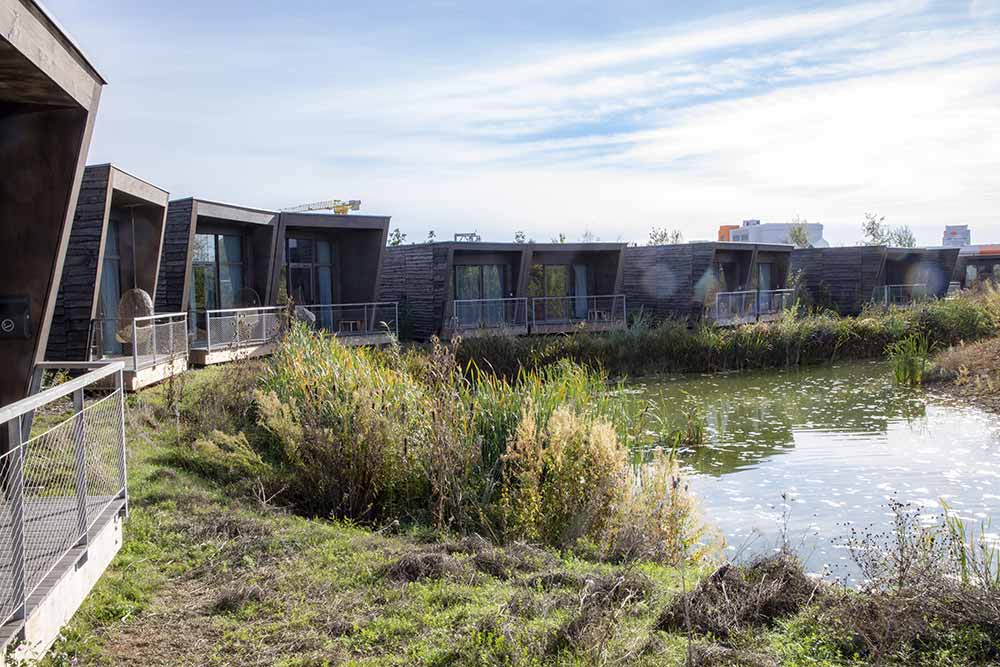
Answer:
top-left (886, 334), bottom-right (931, 386)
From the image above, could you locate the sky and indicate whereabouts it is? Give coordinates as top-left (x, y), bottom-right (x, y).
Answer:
top-left (47, 0), bottom-right (1000, 246)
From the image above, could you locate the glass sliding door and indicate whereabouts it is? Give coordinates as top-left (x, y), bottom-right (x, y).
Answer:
top-left (97, 220), bottom-right (123, 355)
top-left (757, 262), bottom-right (773, 313)
top-left (453, 264), bottom-right (507, 327)
top-left (573, 264), bottom-right (588, 319)
top-left (286, 236), bottom-right (337, 330)
top-left (454, 265), bottom-right (483, 327)
top-left (530, 264), bottom-right (572, 322)
top-left (482, 265), bottom-right (504, 325)
top-left (189, 232), bottom-right (245, 338)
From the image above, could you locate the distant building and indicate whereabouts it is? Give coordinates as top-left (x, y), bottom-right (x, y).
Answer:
top-left (717, 224), bottom-right (739, 241)
top-left (724, 219), bottom-right (828, 247)
top-left (943, 225), bottom-right (971, 247)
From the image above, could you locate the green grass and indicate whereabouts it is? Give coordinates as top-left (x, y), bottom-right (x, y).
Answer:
top-left (40, 349), bottom-right (1000, 666)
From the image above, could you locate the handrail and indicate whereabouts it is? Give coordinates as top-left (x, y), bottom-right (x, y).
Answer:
top-left (0, 362), bottom-right (128, 632)
top-left (0, 361), bottom-right (124, 424)
top-left (529, 294), bottom-right (627, 326)
top-left (296, 301), bottom-right (399, 338)
top-left (453, 297), bottom-right (526, 304)
top-left (131, 311), bottom-right (186, 324)
top-left (204, 304), bottom-right (287, 315)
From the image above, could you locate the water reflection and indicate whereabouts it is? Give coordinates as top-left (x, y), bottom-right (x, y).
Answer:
top-left (631, 362), bottom-right (1000, 577)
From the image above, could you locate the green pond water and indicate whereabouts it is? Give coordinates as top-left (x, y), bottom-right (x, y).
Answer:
top-left (630, 361), bottom-right (1000, 578)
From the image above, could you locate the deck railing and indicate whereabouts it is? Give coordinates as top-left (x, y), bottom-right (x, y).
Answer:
top-left (530, 295), bottom-right (627, 328)
top-left (89, 312), bottom-right (188, 371)
top-left (0, 362), bottom-right (127, 631)
top-left (449, 298), bottom-right (528, 332)
top-left (202, 306), bottom-right (287, 352)
top-left (710, 288), bottom-right (794, 325)
top-left (295, 302), bottom-right (399, 339)
top-left (871, 284), bottom-right (928, 307)
top-left (756, 288), bottom-right (795, 317)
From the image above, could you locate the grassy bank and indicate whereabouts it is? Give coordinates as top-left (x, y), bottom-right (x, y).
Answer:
top-left (925, 334), bottom-right (1000, 413)
top-left (455, 294), bottom-right (1000, 378)
top-left (45, 362), bottom-right (1000, 666)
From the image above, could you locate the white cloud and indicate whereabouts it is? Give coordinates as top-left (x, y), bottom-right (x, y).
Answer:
top-left (80, 0), bottom-right (1000, 246)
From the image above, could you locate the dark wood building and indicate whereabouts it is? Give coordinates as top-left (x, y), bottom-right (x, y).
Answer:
top-left (46, 165), bottom-right (169, 364)
top-left (379, 242), bottom-right (627, 340)
top-left (789, 246), bottom-right (959, 314)
top-left (0, 0), bottom-right (104, 406)
top-left (953, 246), bottom-right (1000, 289)
top-left (156, 201), bottom-right (392, 363)
top-left (156, 198), bottom-right (281, 317)
top-left (623, 242), bottom-right (793, 325)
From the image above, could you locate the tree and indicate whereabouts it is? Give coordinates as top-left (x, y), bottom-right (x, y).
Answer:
top-left (787, 216), bottom-right (811, 248)
top-left (552, 233), bottom-right (567, 243)
top-left (425, 230), bottom-right (436, 244)
top-left (514, 230), bottom-right (526, 244)
top-left (648, 227), bottom-right (683, 245)
top-left (861, 212), bottom-right (916, 248)
top-left (892, 225), bottom-right (916, 248)
top-left (580, 229), bottom-right (599, 243)
top-left (388, 228), bottom-right (407, 247)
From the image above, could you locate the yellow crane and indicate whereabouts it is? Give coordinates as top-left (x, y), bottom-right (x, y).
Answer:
top-left (281, 199), bottom-right (361, 215)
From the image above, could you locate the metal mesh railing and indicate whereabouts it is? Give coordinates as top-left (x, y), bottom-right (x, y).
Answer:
top-left (871, 284), bottom-right (928, 307)
top-left (203, 306), bottom-right (287, 352)
top-left (295, 302), bottom-right (398, 339)
top-left (450, 298), bottom-right (528, 332)
top-left (89, 312), bottom-right (189, 371)
top-left (709, 288), bottom-right (794, 325)
top-left (0, 362), bottom-right (126, 631)
top-left (530, 295), bottom-right (626, 328)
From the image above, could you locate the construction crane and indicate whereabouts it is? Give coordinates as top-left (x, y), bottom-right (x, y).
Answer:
top-left (281, 199), bottom-right (361, 215)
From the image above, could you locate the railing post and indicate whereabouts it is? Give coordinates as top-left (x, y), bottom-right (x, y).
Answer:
top-left (206, 310), bottom-right (213, 352)
top-left (168, 315), bottom-right (175, 361)
top-left (72, 388), bottom-right (88, 546)
top-left (132, 319), bottom-right (139, 374)
top-left (114, 369), bottom-right (128, 517)
top-left (7, 417), bottom-right (27, 622)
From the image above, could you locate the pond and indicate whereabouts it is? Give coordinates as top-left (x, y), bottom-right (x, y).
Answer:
top-left (631, 361), bottom-right (1000, 579)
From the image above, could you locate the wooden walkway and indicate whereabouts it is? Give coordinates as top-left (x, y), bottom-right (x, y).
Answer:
top-left (0, 495), bottom-right (122, 628)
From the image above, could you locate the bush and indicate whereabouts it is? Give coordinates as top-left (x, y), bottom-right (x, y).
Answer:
top-left (184, 430), bottom-right (268, 485)
top-left (498, 404), bottom-right (626, 548)
top-left (454, 293), bottom-right (1000, 379)
top-left (179, 323), bottom-right (709, 564)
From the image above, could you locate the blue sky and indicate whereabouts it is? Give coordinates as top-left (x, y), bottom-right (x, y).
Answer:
top-left (48, 0), bottom-right (1000, 246)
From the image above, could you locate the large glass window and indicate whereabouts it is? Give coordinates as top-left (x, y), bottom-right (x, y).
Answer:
top-left (189, 232), bottom-right (244, 334)
top-left (453, 264), bottom-right (507, 326)
top-left (285, 237), bottom-right (335, 305)
top-left (286, 236), bottom-right (336, 328)
top-left (530, 264), bottom-right (583, 321)
top-left (98, 220), bottom-right (123, 355)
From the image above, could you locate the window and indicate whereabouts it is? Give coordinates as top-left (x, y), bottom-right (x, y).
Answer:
top-left (966, 265), bottom-right (979, 285)
top-left (97, 220), bottom-right (123, 355)
top-left (285, 237), bottom-right (335, 305)
top-left (529, 264), bottom-right (588, 321)
top-left (189, 232), bottom-right (245, 333)
top-left (453, 264), bottom-right (507, 326)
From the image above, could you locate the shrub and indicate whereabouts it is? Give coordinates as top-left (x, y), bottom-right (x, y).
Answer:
top-left (184, 430), bottom-right (267, 486)
top-left (255, 324), bottom-right (437, 520)
top-left (454, 292), bottom-right (1000, 379)
top-left (658, 551), bottom-right (821, 639)
top-left (498, 404), bottom-right (627, 548)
